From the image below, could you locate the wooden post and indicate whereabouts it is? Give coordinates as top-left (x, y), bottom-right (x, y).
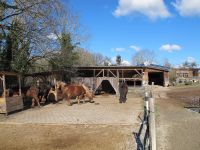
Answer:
top-left (199, 98), bottom-right (200, 113)
top-left (145, 92), bottom-right (149, 115)
top-left (151, 82), bottom-right (154, 98)
top-left (149, 97), bottom-right (156, 150)
top-left (18, 75), bottom-right (22, 96)
top-left (93, 69), bottom-right (95, 77)
top-left (54, 78), bottom-right (57, 101)
top-left (2, 75), bottom-right (6, 98)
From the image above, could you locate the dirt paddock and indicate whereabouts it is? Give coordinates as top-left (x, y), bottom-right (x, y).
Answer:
top-left (2, 86), bottom-right (199, 150)
top-left (0, 89), bottom-right (143, 150)
top-left (156, 86), bottom-right (200, 150)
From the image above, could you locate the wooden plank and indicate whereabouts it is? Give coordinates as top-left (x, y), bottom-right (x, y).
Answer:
top-left (5, 96), bottom-right (23, 113)
top-left (149, 97), bottom-right (157, 150)
top-left (0, 97), bottom-right (6, 113)
top-left (6, 104), bottom-right (23, 112)
top-left (134, 69), bottom-right (143, 77)
top-left (96, 70), bottom-right (103, 77)
top-left (109, 70), bottom-right (117, 78)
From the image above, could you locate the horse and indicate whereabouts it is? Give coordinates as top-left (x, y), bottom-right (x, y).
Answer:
top-left (119, 81), bottom-right (128, 103)
top-left (37, 84), bottom-right (52, 103)
top-left (22, 86), bottom-right (40, 108)
top-left (56, 81), bottom-right (93, 106)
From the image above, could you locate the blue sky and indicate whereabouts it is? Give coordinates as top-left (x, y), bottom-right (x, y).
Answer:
top-left (67, 0), bottom-right (200, 66)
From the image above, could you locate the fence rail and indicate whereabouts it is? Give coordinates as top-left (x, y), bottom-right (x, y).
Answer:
top-left (134, 85), bottom-right (156, 150)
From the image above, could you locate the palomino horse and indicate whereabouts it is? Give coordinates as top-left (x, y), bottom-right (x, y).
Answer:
top-left (56, 81), bottom-right (93, 106)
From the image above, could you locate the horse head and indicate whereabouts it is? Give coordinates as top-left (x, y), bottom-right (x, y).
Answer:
top-left (56, 81), bottom-right (67, 91)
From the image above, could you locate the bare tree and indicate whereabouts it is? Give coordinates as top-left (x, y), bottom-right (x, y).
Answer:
top-left (0, 0), bottom-right (85, 74)
top-left (132, 49), bottom-right (156, 65)
top-left (169, 69), bottom-right (177, 84)
top-left (163, 58), bottom-right (172, 68)
top-left (182, 60), bottom-right (198, 68)
top-left (75, 47), bottom-right (95, 67)
top-left (91, 53), bottom-right (111, 66)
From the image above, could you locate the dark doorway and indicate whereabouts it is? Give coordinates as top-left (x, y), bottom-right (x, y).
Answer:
top-left (148, 72), bottom-right (164, 86)
top-left (95, 80), bottom-right (116, 95)
top-left (126, 81), bottom-right (142, 87)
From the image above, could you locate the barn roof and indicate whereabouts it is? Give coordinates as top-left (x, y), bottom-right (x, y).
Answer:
top-left (0, 71), bottom-right (19, 76)
top-left (76, 65), bottom-right (170, 72)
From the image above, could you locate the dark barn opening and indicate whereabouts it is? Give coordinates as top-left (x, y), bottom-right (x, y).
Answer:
top-left (148, 72), bottom-right (164, 86)
top-left (96, 80), bottom-right (116, 95)
top-left (126, 81), bottom-right (142, 87)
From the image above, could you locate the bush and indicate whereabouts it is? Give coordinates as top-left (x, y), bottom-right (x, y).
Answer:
top-left (185, 81), bottom-right (193, 85)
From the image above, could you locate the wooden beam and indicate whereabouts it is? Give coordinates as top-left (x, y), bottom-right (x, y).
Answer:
top-left (134, 69), bottom-right (142, 77)
top-left (96, 70), bottom-right (103, 77)
top-left (109, 70), bottom-right (117, 78)
top-left (119, 78), bottom-right (142, 81)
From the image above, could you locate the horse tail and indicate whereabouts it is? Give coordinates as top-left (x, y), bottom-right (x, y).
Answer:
top-left (81, 84), bottom-right (93, 100)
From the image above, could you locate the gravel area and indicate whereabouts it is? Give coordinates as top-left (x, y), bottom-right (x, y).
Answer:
top-left (0, 88), bottom-right (144, 150)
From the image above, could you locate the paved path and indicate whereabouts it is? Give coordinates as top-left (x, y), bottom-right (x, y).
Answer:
top-left (0, 94), bottom-right (143, 125)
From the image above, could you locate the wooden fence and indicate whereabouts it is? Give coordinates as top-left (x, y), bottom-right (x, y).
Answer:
top-left (134, 85), bottom-right (156, 150)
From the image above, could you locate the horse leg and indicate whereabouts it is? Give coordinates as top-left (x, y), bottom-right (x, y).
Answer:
top-left (77, 96), bottom-right (81, 105)
top-left (31, 98), bottom-right (35, 108)
top-left (76, 96), bottom-right (80, 105)
top-left (82, 94), bottom-right (86, 103)
top-left (33, 96), bottom-right (40, 107)
top-left (66, 95), bottom-right (72, 106)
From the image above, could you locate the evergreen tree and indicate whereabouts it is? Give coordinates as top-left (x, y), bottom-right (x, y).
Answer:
top-left (50, 32), bottom-right (79, 70)
top-left (116, 55), bottom-right (122, 65)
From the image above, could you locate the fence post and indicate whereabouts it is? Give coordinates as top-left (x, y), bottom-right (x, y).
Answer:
top-left (144, 91), bottom-right (150, 150)
top-left (145, 92), bottom-right (149, 116)
top-left (149, 97), bottom-right (156, 150)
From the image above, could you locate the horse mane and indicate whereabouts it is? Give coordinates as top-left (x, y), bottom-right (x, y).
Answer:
top-left (81, 84), bottom-right (90, 92)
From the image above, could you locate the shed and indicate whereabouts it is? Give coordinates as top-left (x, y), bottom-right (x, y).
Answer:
top-left (0, 71), bottom-right (23, 114)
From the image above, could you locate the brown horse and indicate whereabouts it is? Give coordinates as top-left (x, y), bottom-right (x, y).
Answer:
top-left (22, 86), bottom-right (40, 107)
top-left (119, 81), bottom-right (128, 103)
top-left (56, 81), bottom-right (93, 106)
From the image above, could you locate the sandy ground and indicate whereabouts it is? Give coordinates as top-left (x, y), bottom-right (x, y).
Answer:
top-left (155, 86), bottom-right (200, 150)
top-left (0, 88), bottom-right (144, 150)
top-left (0, 124), bottom-right (136, 150)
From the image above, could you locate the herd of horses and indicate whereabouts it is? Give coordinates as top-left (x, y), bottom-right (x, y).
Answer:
top-left (23, 81), bottom-right (94, 107)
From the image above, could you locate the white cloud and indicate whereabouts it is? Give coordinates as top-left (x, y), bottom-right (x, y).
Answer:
top-left (112, 47), bottom-right (125, 52)
top-left (111, 56), bottom-right (117, 63)
top-left (113, 0), bottom-right (171, 19)
top-left (172, 0), bottom-right (200, 16)
top-left (160, 44), bottom-right (182, 52)
top-left (122, 60), bottom-right (131, 66)
top-left (186, 57), bottom-right (196, 63)
top-left (130, 45), bottom-right (141, 52)
top-left (47, 33), bottom-right (57, 40)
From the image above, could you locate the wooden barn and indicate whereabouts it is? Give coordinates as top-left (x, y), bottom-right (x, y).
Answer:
top-left (24, 65), bottom-right (169, 96)
top-left (71, 65), bottom-right (169, 94)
